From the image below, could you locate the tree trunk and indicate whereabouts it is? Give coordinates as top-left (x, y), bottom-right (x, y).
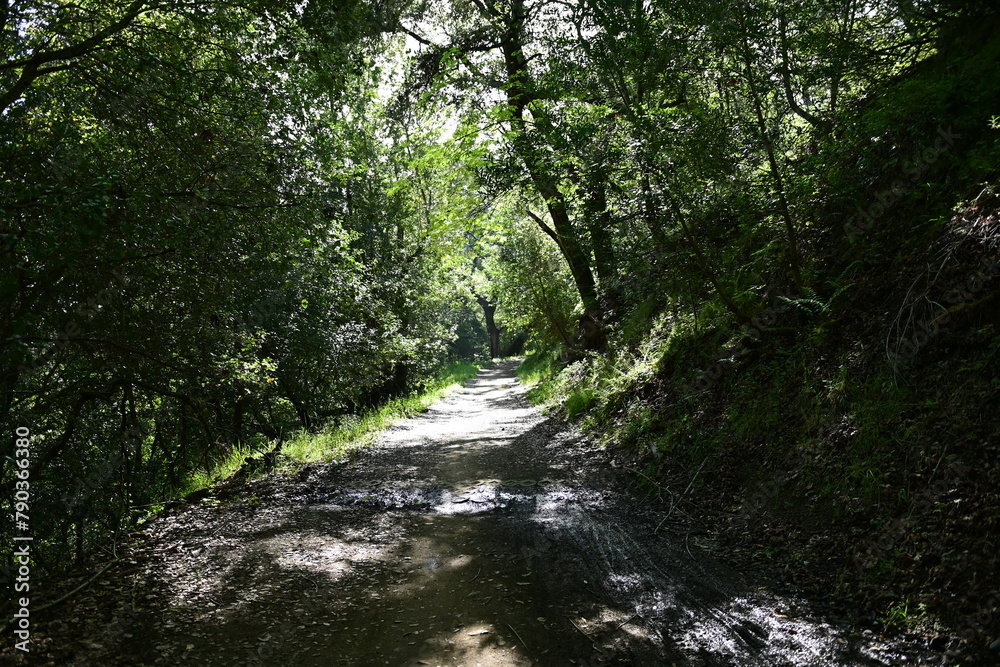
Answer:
top-left (498, 0), bottom-right (603, 331)
top-left (475, 294), bottom-right (502, 358)
top-left (736, 14), bottom-right (805, 293)
top-left (582, 166), bottom-right (618, 288)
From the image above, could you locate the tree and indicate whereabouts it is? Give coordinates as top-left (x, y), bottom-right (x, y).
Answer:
top-left (0, 0), bottom-right (471, 571)
top-left (391, 0), bottom-right (609, 346)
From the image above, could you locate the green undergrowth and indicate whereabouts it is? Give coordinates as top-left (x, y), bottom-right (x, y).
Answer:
top-left (282, 360), bottom-right (481, 464)
top-left (180, 360), bottom-right (481, 495)
top-left (517, 24), bottom-right (1000, 649)
top-left (520, 307), bottom-right (984, 510)
top-left (181, 444), bottom-right (258, 497)
top-left (516, 344), bottom-right (564, 403)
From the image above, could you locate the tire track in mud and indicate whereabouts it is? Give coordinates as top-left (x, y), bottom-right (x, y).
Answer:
top-left (102, 361), bottom-right (944, 666)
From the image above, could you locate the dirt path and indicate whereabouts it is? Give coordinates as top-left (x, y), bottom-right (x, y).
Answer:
top-left (26, 361), bottom-right (945, 666)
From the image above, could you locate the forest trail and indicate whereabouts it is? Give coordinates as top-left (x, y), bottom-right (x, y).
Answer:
top-left (43, 362), bottom-right (940, 666)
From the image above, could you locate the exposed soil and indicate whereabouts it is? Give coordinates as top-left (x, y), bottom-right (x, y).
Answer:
top-left (5, 362), bottom-right (949, 666)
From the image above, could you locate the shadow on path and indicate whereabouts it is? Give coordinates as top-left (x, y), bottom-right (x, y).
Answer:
top-left (53, 361), bottom-right (944, 666)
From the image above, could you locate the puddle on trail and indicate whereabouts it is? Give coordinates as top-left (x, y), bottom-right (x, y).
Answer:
top-left (119, 362), bottom-right (944, 666)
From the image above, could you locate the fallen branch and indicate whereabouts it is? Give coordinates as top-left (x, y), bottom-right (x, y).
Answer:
top-left (611, 613), bottom-right (639, 635)
top-left (655, 456), bottom-right (709, 533)
top-left (625, 467), bottom-right (671, 503)
top-left (566, 615), bottom-right (597, 645)
top-left (36, 558), bottom-right (121, 614)
top-left (507, 622), bottom-right (528, 650)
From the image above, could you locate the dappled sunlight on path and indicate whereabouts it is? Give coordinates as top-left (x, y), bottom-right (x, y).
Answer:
top-left (84, 361), bottom-right (943, 666)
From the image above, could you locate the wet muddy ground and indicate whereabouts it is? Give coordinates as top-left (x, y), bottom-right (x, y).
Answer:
top-left (20, 362), bottom-right (949, 666)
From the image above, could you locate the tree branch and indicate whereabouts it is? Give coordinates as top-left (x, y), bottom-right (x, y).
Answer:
top-left (525, 208), bottom-right (562, 248)
top-left (777, 12), bottom-right (830, 133)
top-left (0, 0), bottom-right (152, 113)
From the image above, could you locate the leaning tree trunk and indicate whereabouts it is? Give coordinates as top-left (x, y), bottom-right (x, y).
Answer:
top-left (498, 0), bottom-right (604, 349)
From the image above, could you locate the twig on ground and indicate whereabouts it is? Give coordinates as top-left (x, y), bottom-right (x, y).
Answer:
top-left (507, 622), bottom-right (528, 650)
top-left (611, 614), bottom-right (638, 634)
top-left (681, 456), bottom-right (709, 499)
top-left (929, 443), bottom-right (950, 484)
top-left (566, 616), bottom-right (598, 645)
top-left (625, 467), bottom-right (672, 506)
top-left (36, 558), bottom-right (120, 614)
top-left (655, 456), bottom-right (709, 534)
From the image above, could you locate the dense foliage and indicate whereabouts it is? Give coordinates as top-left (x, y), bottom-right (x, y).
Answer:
top-left (0, 1), bottom-right (484, 575)
top-left (391, 0), bottom-right (998, 342)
